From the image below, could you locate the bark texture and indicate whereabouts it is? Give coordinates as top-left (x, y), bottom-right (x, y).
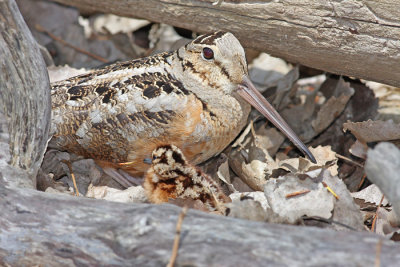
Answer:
top-left (0, 0), bottom-right (51, 185)
top-left (1, 183), bottom-right (400, 266)
top-left (50, 0), bottom-right (400, 87)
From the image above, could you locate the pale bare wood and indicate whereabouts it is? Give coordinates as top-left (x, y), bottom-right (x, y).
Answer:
top-left (49, 0), bottom-right (400, 87)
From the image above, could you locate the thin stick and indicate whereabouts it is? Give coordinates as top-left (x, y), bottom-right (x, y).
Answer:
top-left (375, 239), bottom-right (383, 267)
top-left (61, 160), bottom-right (79, 196)
top-left (357, 173), bottom-right (367, 190)
top-left (167, 206), bottom-right (188, 267)
top-left (34, 24), bottom-right (109, 63)
top-left (286, 189), bottom-right (311, 198)
top-left (371, 195), bottom-right (385, 232)
top-left (335, 153), bottom-right (364, 168)
top-left (302, 216), bottom-right (358, 231)
top-left (322, 182), bottom-right (339, 200)
top-left (249, 120), bottom-right (257, 140)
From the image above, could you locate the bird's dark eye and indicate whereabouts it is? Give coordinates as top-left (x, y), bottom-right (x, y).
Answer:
top-left (202, 47), bottom-right (214, 60)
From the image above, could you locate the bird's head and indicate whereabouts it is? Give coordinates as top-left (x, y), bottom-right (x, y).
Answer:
top-left (175, 31), bottom-right (316, 163)
top-left (177, 31), bottom-right (247, 95)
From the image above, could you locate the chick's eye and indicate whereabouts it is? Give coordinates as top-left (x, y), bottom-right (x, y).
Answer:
top-left (202, 47), bottom-right (214, 60)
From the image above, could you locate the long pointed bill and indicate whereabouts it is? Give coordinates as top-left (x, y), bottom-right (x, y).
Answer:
top-left (237, 75), bottom-right (316, 163)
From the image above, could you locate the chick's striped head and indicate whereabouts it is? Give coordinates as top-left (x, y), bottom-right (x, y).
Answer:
top-left (151, 144), bottom-right (188, 179)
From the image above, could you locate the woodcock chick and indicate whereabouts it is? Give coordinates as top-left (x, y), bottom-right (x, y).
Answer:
top-left (50, 31), bottom-right (315, 186)
top-left (144, 144), bottom-right (230, 213)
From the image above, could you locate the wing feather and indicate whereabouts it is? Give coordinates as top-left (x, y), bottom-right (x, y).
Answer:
top-left (49, 52), bottom-right (193, 162)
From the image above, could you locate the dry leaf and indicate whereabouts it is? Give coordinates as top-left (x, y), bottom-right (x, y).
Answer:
top-left (281, 76), bottom-right (354, 142)
top-left (365, 142), bottom-right (400, 224)
top-left (248, 53), bottom-right (292, 91)
top-left (230, 176), bottom-right (254, 192)
top-left (264, 173), bottom-right (335, 224)
top-left (273, 67), bottom-right (300, 109)
top-left (149, 24), bottom-right (190, 53)
top-left (91, 14), bottom-right (150, 35)
top-left (227, 192), bottom-right (279, 222)
top-left (86, 184), bottom-right (147, 203)
top-left (364, 81), bottom-right (400, 123)
top-left (312, 78), bottom-right (354, 134)
top-left (375, 208), bottom-right (400, 237)
top-left (278, 145), bottom-right (338, 176)
top-left (318, 169), bottom-right (365, 231)
top-left (343, 119), bottom-right (400, 143)
top-left (262, 169), bottom-right (364, 229)
top-left (229, 130), bottom-right (279, 191)
top-left (254, 126), bottom-right (285, 157)
top-left (216, 160), bottom-right (237, 193)
top-left (229, 192), bottom-right (270, 211)
top-left (348, 140), bottom-right (368, 159)
top-left (240, 160), bottom-right (271, 191)
top-left (226, 198), bottom-right (269, 222)
top-left (48, 65), bottom-right (88, 83)
top-left (351, 184), bottom-right (389, 206)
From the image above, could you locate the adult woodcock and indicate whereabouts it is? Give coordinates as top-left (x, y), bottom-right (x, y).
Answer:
top-left (50, 31), bottom-right (316, 186)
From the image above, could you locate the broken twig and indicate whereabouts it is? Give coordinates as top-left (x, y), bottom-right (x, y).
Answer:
top-left (167, 205), bottom-right (189, 267)
top-left (286, 190), bottom-right (311, 199)
top-left (61, 160), bottom-right (79, 196)
top-left (336, 153), bottom-right (364, 168)
top-left (371, 195), bottom-right (385, 232)
top-left (322, 182), bottom-right (339, 200)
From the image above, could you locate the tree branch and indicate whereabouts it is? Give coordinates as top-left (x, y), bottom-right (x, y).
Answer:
top-left (50, 0), bottom-right (400, 87)
top-left (1, 184), bottom-right (400, 266)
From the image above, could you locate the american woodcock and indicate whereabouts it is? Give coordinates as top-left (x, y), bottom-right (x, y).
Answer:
top-left (50, 31), bottom-right (316, 184)
top-left (144, 144), bottom-right (230, 213)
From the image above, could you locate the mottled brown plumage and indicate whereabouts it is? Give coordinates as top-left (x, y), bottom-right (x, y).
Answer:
top-left (49, 31), bottom-right (315, 183)
top-left (144, 144), bottom-right (230, 213)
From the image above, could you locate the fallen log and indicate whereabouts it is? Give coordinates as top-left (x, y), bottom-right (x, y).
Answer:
top-left (50, 0), bottom-right (400, 87)
top-left (1, 183), bottom-right (400, 266)
top-left (0, 0), bottom-right (51, 186)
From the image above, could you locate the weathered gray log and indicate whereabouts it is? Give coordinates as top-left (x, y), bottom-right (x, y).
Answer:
top-left (1, 183), bottom-right (400, 266)
top-left (50, 0), bottom-right (400, 87)
top-left (0, 0), bottom-right (51, 186)
top-left (365, 142), bottom-right (400, 221)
